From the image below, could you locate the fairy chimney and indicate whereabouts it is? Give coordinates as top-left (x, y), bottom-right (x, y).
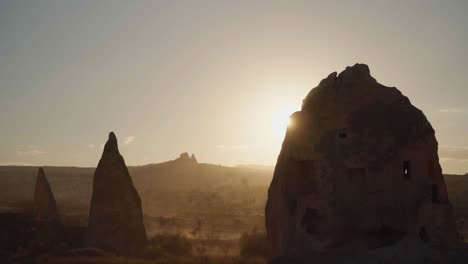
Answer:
top-left (265, 64), bottom-right (458, 261)
top-left (34, 167), bottom-right (58, 221)
top-left (86, 132), bottom-right (147, 255)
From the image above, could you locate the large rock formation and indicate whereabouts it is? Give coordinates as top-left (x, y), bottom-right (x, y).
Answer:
top-left (33, 167), bottom-right (61, 250)
top-left (266, 64), bottom-right (460, 262)
top-left (86, 132), bottom-right (147, 255)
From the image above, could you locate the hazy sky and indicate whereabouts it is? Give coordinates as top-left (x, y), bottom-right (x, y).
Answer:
top-left (1, 1), bottom-right (467, 174)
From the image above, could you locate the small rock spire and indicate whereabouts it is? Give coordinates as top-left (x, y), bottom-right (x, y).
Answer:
top-left (190, 154), bottom-right (198, 163)
top-left (34, 167), bottom-right (58, 221)
top-left (86, 132), bottom-right (147, 256)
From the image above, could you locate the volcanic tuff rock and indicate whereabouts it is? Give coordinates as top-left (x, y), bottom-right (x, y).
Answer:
top-left (34, 167), bottom-right (59, 221)
top-left (34, 167), bottom-right (61, 249)
top-left (86, 132), bottom-right (147, 255)
top-left (266, 64), bottom-right (460, 262)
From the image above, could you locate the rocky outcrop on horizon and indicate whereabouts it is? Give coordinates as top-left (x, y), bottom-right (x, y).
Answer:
top-left (190, 154), bottom-right (198, 163)
top-left (85, 132), bottom-right (147, 256)
top-left (266, 64), bottom-right (462, 262)
top-left (175, 152), bottom-right (198, 164)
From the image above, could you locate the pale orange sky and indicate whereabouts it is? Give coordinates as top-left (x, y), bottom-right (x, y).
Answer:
top-left (0, 1), bottom-right (467, 174)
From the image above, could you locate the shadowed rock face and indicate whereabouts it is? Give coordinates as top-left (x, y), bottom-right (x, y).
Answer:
top-left (266, 64), bottom-right (458, 261)
top-left (34, 167), bottom-right (61, 250)
top-left (86, 132), bottom-right (147, 256)
top-left (34, 167), bottom-right (58, 221)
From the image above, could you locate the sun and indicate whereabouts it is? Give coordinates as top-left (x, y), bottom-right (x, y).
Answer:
top-left (271, 106), bottom-right (295, 138)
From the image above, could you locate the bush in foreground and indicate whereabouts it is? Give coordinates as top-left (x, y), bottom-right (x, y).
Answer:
top-left (239, 230), bottom-right (267, 258)
top-left (145, 233), bottom-right (192, 258)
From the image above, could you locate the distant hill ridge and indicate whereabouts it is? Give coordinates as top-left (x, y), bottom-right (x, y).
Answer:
top-left (0, 153), bottom-right (273, 212)
top-left (0, 156), bottom-right (466, 219)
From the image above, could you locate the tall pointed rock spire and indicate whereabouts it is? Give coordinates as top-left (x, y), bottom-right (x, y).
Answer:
top-left (86, 132), bottom-right (147, 255)
top-left (34, 167), bottom-right (58, 221)
top-left (34, 167), bottom-right (61, 250)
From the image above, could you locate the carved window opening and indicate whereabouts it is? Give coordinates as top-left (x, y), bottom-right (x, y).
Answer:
top-left (403, 160), bottom-right (411, 179)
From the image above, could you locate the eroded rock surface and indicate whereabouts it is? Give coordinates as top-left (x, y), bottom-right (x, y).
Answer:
top-left (86, 132), bottom-right (147, 255)
top-left (266, 64), bottom-right (459, 261)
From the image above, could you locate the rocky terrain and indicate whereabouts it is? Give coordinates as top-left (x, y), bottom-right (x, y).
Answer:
top-left (0, 123), bottom-right (467, 263)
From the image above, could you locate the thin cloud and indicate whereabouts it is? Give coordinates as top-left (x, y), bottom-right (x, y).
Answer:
top-left (439, 146), bottom-right (468, 161)
top-left (16, 145), bottom-right (46, 156)
top-left (438, 108), bottom-right (466, 113)
top-left (440, 145), bottom-right (468, 151)
top-left (231, 145), bottom-right (249, 150)
top-left (440, 157), bottom-right (468, 162)
top-left (124, 136), bottom-right (135, 145)
top-left (0, 162), bottom-right (35, 166)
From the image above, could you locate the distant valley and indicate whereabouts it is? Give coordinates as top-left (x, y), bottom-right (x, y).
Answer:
top-left (1, 154), bottom-right (467, 238)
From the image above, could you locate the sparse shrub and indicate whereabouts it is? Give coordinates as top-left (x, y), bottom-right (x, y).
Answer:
top-left (239, 256), bottom-right (268, 264)
top-left (145, 233), bottom-right (193, 258)
top-left (239, 230), bottom-right (267, 258)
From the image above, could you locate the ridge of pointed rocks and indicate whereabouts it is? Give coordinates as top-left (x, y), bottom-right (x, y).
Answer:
top-left (266, 64), bottom-right (460, 263)
top-left (86, 132), bottom-right (147, 256)
top-left (175, 152), bottom-right (198, 164)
